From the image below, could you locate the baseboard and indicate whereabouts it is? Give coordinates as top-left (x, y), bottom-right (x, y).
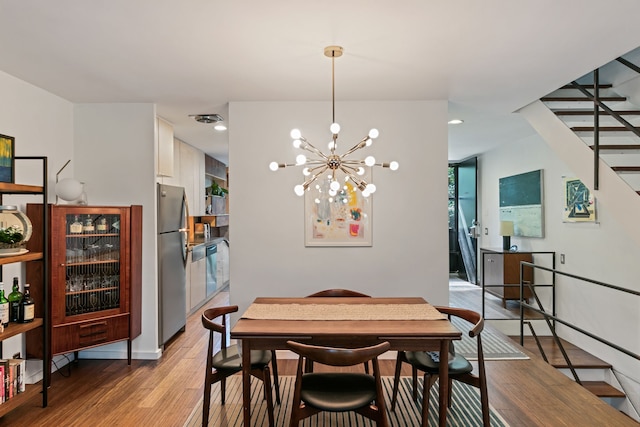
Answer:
top-left (78, 348), bottom-right (162, 360)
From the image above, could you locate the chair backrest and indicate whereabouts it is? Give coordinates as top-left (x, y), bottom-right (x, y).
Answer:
top-left (286, 341), bottom-right (390, 367)
top-left (202, 305), bottom-right (239, 350)
top-left (435, 305), bottom-right (485, 362)
top-left (306, 289), bottom-right (371, 298)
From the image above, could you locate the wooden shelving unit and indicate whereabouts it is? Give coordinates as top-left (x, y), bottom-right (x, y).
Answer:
top-left (0, 156), bottom-right (49, 417)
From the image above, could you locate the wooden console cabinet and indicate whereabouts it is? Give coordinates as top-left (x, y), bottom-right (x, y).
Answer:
top-left (481, 248), bottom-right (533, 307)
top-left (26, 204), bottom-right (142, 364)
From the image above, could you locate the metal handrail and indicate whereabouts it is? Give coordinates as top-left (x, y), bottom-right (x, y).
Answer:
top-left (518, 261), bottom-right (640, 384)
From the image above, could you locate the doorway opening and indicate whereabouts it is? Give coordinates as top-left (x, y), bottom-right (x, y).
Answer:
top-left (448, 157), bottom-right (478, 284)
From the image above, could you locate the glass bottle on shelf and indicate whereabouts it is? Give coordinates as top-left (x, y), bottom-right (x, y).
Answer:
top-left (8, 277), bottom-right (23, 323)
top-left (69, 215), bottom-right (83, 234)
top-left (0, 283), bottom-right (9, 327)
top-left (18, 283), bottom-right (35, 323)
top-left (82, 215), bottom-right (95, 233)
top-left (96, 217), bottom-right (108, 233)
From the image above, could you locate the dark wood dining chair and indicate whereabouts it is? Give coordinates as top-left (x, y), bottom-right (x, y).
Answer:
top-left (305, 288), bottom-right (372, 372)
top-left (286, 340), bottom-right (391, 427)
top-left (390, 306), bottom-right (489, 427)
top-left (306, 288), bottom-right (372, 298)
top-left (201, 306), bottom-right (280, 427)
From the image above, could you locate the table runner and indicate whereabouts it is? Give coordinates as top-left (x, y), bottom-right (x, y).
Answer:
top-left (241, 303), bottom-right (447, 321)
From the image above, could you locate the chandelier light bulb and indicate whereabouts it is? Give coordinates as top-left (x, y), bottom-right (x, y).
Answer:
top-left (296, 154), bottom-right (307, 165)
top-left (357, 167), bottom-right (365, 176)
top-left (365, 156), bottom-right (376, 167)
top-left (330, 180), bottom-right (341, 191)
top-left (294, 185), bottom-right (305, 196)
top-left (390, 161), bottom-right (399, 171)
top-left (269, 162), bottom-right (279, 171)
top-left (366, 183), bottom-right (377, 194)
top-left (362, 188), bottom-right (371, 198)
top-left (291, 129), bottom-right (302, 140)
top-left (328, 141), bottom-right (335, 150)
top-left (303, 167), bottom-right (311, 176)
top-left (365, 138), bottom-right (373, 147)
top-left (293, 139), bottom-right (302, 148)
top-left (368, 129), bottom-right (379, 139)
top-left (330, 122), bottom-right (341, 134)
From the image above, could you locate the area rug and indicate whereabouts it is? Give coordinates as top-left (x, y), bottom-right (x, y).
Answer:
top-left (451, 317), bottom-right (529, 360)
top-left (184, 376), bottom-right (510, 427)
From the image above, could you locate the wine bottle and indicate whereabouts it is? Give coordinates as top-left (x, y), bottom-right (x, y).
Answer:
top-left (0, 283), bottom-right (9, 327)
top-left (7, 277), bottom-right (23, 323)
top-left (82, 214), bottom-right (95, 233)
top-left (96, 217), bottom-right (108, 233)
top-left (18, 283), bottom-right (35, 323)
top-left (69, 215), bottom-right (83, 234)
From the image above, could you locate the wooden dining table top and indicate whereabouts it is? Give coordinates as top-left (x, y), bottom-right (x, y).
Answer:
top-left (230, 297), bottom-right (462, 349)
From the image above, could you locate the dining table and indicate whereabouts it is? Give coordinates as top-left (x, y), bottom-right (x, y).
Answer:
top-left (230, 296), bottom-right (462, 427)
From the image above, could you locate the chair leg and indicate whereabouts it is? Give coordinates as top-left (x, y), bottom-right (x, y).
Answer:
top-left (480, 383), bottom-right (490, 426)
top-left (202, 378), bottom-right (212, 427)
top-left (220, 377), bottom-right (226, 405)
top-left (271, 350), bottom-right (281, 404)
top-left (391, 351), bottom-right (404, 411)
top-left (261, 366), bottom-right (275, 427)
top-left (412, 366), bottom-right (418, 401)
top-left (421, 373), bottom-right (431, 427)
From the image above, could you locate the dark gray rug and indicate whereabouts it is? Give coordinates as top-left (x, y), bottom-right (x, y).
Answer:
top-left (451, 316), bottom-right (529, 360)
top-left (185, 376), bottom-right (509, 426)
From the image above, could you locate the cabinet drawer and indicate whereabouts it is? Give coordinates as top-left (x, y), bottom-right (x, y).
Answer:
top-left (52, 314), bottom-right (129, 355)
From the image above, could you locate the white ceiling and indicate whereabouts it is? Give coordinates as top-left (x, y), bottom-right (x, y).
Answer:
top-left (2, 1), bottom-right (640, 164)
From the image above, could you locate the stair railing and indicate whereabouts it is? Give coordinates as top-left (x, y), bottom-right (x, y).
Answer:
top-left (518, 261), bottom-right (640, 385)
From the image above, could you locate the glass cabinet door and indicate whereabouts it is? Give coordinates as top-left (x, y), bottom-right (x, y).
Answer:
top-left (64, 212), bottom-right (121, 316)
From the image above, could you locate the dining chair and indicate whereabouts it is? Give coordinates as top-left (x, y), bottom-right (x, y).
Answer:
top-left (201, 306), bottom-right (280, 427)
top-left (305, 288), bottom-right (372, 372)
top-left (390, 306), bottom-right (489, 427)
top-left (306, 288), bottom-right (372, 298)
top-left (286, 340), bottom-right (391, 427)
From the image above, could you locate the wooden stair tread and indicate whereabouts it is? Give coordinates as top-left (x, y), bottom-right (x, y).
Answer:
top-left (612, 166), bottom-right (640, 172)
top-left (582, 381), bottom-right (626, 398)
top-left (554, 110), bottom-right (640, 116)
top-left (561, 84), bottom-right (613, 89)
top-left (571, 126), bottom-right (638, 132)
top-left (542, 96), bottom-right (626, 102)
top-left (589, 145), bottom-right (640, 150)
top-left (512, 336), bottom-right (612, 369)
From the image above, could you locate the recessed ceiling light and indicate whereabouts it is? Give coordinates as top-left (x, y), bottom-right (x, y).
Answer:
top-left (448, 119), bottom-right (464, 125)
top-left (214, 122), bottom-right (227, 131)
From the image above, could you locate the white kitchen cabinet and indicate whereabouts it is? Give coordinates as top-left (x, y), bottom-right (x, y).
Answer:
top-left (179, 141), bottom-right (205, 215)
top-left (157, 117), bottom-right (174, 177)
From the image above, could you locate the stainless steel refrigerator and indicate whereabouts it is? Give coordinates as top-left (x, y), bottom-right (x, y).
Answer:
top-left (157, 183), bottom-right (189, 346)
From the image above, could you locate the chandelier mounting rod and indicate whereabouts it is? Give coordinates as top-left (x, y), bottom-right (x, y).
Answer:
top-left (324, 46), bottom-right (343, 126)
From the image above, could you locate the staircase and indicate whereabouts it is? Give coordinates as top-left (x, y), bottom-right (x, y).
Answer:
top-left (540, 62), bottom-right (640, 195)
top-left (516, 336), bottom-right (626, 402)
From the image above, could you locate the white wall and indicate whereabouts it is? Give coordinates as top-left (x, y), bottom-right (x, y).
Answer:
top-left (73, 104), bottom-right (160, 359)
top-left (228, 100), bottom-right (449, 316)
top-left (478, 132), bottom-right (640, 409)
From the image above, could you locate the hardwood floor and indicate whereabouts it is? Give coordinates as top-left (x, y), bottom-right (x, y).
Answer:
top-left (0, 287), bottom-right (637, 426)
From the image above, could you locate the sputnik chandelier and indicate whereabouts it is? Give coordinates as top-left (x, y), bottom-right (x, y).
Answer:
top-left (269, 46), bottom-right (398, 197)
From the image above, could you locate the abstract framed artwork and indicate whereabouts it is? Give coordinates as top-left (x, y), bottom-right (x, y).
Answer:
top-left (0, 134), bottom-right (15, 184)
top-left (304, 174), bottom-right (372, 247)
top-left (563, 176), bottom-right (596, 222)
top-left (499, 169), bottom-right (544, 238)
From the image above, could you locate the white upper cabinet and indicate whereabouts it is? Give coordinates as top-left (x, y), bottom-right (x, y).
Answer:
top-left (157, 117), bottom-right (174, 177)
